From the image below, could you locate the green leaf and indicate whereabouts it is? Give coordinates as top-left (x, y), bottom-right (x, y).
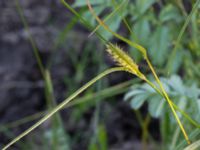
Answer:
top-left (149, 26), bottom-right (170, 66)
top-left (136, 0), bottom-right (156, 15)
top-left (124, 89), bottom-right (145, 101)
top-left (133, 19), bottom-right (150, 45)
top-left (167, 75), bottom-right (185, 95)
top-left (148, 95), bottom-right (165, 118)
top-left (185, 84), bottom-right (200, 99)
top-left (130, 93), bottom-right (150, 109)
top-left (167, 49), bottom-right (184, 73)
top-left (159, 4), bottom-right (182, 23)
top-left (130, 19), bottom-right (150, 61)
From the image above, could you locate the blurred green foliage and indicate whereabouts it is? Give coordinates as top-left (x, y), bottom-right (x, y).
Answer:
top-left (2, 0), bottom-right (200, 149)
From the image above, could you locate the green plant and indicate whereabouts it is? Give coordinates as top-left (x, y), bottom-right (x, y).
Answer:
top-left (2, 0), bottom-right (200, 149)
top-left (124, 75), bottom-right (200, 149)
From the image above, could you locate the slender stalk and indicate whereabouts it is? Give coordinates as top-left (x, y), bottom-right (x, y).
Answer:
top-left (166, 0), bottom-right (200, 74)
top-left (86, 0), bottom-right (147, 56)
top-left (86, 0), bottom-right (190, 143)
top-left (89, 0), bottom-right (128, 37)
top-left (142, 114), bottom-right (151, 150)
top-left (15, 0), bottom-right (45, 77)
top-left (145, 78), bottom-right (200, 129)
top-left (2, 67), bottom-right (125, 150)
top-left (1, 79), bottom-right (135, 131)
top-left (61, 0), bottom-right (107, 44)
top-left (145, 58), bottom-right (190, 144)
top-left (111, 0), bottom-right (135, 38)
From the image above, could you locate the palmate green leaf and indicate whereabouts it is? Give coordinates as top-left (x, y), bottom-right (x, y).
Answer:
top-left (149, 26), bottom-right (170, 66)
top-left (125, 75), bottom-right (200, 119)
top-left (125, 83), bottom-right (156, 110)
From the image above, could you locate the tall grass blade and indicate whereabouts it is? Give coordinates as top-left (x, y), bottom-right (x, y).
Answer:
top-left (2, 67), bottom-right (125, 150)
top-left (166, 0), bottom-right (200, 74)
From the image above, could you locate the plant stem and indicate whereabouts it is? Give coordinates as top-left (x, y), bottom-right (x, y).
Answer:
top-left (2, 67), bottom-right (125, 150)
top-left (166, 0), bottom-right (200, 74)
top-left (85, 0), bottom-right (195, 144)
top-left (145, 58), bottom-right (190, 144)
top-left (15, 0), bottom-right (45, 77)
top-left (145, 77), bottom-right (200, 129)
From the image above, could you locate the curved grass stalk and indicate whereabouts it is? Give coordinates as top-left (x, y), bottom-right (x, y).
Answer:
top-left (145, 58), bottom-right (190, 144)
top-left (63, 0), bottom-right (198, 142)
top-left (2, 67), bottom-right (125, 150)
top-left (86, 0), bottom-right (190, 143)
top-left (0, 80), bottom-right (134, 131)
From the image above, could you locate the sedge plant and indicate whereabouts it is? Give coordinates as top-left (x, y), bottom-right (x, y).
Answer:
top-left (3, 0), bottom-right (200, 149)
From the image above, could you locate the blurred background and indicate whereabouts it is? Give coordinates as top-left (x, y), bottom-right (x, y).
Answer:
top-left (0, 0), bottom-right (200, 150)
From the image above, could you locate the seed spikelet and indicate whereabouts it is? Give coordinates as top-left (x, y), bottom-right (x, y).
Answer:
top-left (106, 43), bottom-right (141, 76)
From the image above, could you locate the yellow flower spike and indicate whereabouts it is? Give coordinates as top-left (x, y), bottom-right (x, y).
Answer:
top-left (106, 43), bottom-right (146, 80)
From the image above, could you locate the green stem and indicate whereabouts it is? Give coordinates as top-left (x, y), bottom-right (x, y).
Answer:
top-left (15, 0), bottom-right (45, 77)
top-left (145, 57), bottom-right (190, 144)
top-left (86, 0), bottom-right (147, 56)
top-left (86, 0), bottom-right (193, 143)
top-left (2, 67), bottom-right (125, 150)
top-left (1, 79), bottom-right (135, 131)
top-left (61, 0), bottom-right (107, 44)
top-left (89, 0), bottom-right (128, 37)
top-left (144, 77), bottom-right (200, 129)
top-left (142, 114), bottom-right (151, 150)
top-left (166, 0), bottom-right (200, 74)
